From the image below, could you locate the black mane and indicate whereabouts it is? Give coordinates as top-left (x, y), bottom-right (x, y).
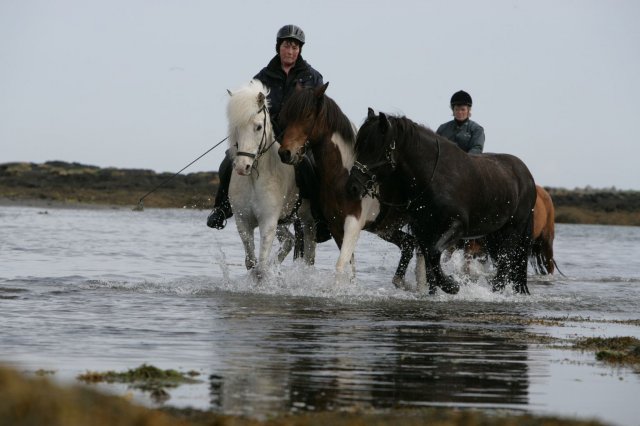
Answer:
top-left (358, 113), bottom-right (438, 160)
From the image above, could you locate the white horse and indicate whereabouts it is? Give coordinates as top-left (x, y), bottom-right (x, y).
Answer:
top-left (227, 80), bottom-right (316, 278)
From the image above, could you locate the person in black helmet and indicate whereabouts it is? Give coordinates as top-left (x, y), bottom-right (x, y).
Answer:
top-left (436, 90), bottom-right (485, 154)
top-left (207, 24), bottom-right (324, 230)
top-left (437, 90), bottom-right (486, 266)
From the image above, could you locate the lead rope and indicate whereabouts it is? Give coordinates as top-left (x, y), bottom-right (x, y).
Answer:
top-left (134, 135), bottom-right (229, 211)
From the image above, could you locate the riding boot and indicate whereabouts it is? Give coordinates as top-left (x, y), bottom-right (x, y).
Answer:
top-left (207, 153), bottom-right (233, 229)
top-left (295, 152), bottom-right (332, 243)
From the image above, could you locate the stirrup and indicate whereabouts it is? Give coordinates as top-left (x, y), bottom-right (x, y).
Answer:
top-left (207, 208), bottom-right (227, 230)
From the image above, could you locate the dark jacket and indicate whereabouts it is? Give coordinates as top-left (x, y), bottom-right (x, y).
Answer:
top-left (254, 54), bottom-right (323, 134)
top-left (436, 119), bottom-right (485, 154)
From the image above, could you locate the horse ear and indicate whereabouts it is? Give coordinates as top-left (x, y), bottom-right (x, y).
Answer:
top-left (379, 112), bottom-right (390, 134)
top-left (227, 89), bottom-right (233, 97)
top-left (314, 82), bottom-right (329, 98)
top-left (367, 107), bottom-right (375, 119)
top-left (257, 92), bottom-right (265, 107)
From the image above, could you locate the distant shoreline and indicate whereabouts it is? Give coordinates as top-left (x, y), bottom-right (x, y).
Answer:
top-left (1, 161), bottom-right (639, 226)
top-left (0, 196), bottom-right (128, 210)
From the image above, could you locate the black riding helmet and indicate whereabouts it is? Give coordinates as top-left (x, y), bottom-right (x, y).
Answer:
top-left (450, 90), bottom-right (473, 108)
top-left (275, 24), bottom-right (305, 53)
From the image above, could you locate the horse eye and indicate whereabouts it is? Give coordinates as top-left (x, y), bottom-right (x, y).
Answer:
top-left (256, 125), bottom-right (263, 131)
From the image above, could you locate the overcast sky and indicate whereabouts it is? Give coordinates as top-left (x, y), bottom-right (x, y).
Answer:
top-left (1, 0), bottom-right (639, 189)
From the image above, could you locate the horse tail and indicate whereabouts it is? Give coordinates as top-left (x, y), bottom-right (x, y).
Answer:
top-left (529, 239), bottom-right (543, 274)
top-left (529, 238), bottom-right (550, 275)
top-left (552, 258), bottom-right (566, 277)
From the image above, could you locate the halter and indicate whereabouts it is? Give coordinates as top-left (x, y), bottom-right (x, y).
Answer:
top-left (352, 133), bottom-right (441, 209)
top-left (234, 106), bottom-right (277, 174)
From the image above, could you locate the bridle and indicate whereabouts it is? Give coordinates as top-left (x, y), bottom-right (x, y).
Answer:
top-left (351, 139), bottom-right (397, 200)
top-left (234, 106), bottom-right (277, 173)
top-left (352, 133), bottom-right (441, 209)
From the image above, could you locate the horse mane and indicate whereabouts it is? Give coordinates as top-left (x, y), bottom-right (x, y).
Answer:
top-left (359, 113), bottom-right (437, 159)
top-left (280, 86), bottom-right (356, 145)
top-left (390, 115), bottom-right (437, 145)
top-left (227, 79), bottom-right (271, 130)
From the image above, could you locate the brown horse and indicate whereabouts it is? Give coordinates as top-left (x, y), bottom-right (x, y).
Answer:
top-left (530, 185), bottom-right (557, 274)
top-left (463, 185), bottom-right (558, 275)
top-left (277, 83), bottom-right (419, 287)
top-left (348, 110), bottom-right (536, 295)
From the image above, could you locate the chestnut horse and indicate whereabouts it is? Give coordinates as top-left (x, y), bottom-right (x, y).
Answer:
top-left (530, 185), bottom-right (557, 274)
top-left (277, 83), bottom-right (419, 287)
top-left (348, 110), bottom-right (536, 295)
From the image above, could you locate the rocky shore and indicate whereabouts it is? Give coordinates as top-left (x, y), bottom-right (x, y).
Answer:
top-left (1, 161), bottom-right (639, 226)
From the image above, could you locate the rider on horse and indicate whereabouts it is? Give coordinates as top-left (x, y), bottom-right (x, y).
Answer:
top-left (436, 90), bottom-right (485, 154)
top-left (207, 25), bottom-right (329, 242)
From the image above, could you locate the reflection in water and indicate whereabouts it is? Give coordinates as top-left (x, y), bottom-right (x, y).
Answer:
top-left (208, 297), bottom-right (530, 416)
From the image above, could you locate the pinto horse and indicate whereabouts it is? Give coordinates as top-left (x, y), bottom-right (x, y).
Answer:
top-left (277, 83), bottom-right (418, 287)
top-left (227, 80), bottom-right (316, 278)
top-left (348, 110), bottom-right (537, 294)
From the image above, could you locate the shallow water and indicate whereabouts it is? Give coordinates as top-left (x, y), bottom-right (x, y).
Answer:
top-left (1, 206), bottom-right (639, 425)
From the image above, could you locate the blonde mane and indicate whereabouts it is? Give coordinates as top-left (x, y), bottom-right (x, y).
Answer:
top-left (227, 79), bottom-right (270, 130)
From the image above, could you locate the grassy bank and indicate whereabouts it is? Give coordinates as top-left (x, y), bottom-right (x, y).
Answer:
top-left (1, 161), bottom-right (639, 226)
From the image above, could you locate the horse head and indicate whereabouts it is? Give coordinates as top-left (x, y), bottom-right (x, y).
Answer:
top-left (227, 79), bottom-right (272, 176)
top-left (278, 82), bottom-right (329, 165)
top-left (347, 108), bottom-right (396, 200)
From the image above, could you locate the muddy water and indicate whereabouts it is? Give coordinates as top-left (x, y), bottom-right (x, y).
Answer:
top-left (1, 206), bottom-right (639, 425)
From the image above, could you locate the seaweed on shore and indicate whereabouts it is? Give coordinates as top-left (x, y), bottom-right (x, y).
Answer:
top-left (574, 336), bottom-right (640, 372)
top-left (1, 364), bottom-right (609, 426)
top-left (77, 363), bottom-right (201, 403)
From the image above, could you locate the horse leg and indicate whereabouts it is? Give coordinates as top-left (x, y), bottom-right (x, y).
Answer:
top-left (380, 229), bottom-right (415, 290)
top-left (293, 219), bottom-right (304, 260)
top-left (415, 248), bottom-right (427, 292)
top-left (493, 231), bottom-right (531, 295)
top-left (255, 217), bottom-right (279, 278)
top-left (422, 221), bottom-right (463, 294)
top-left (335, 215), bottom-right (361, 278)
top-left (507, 237), bottom-right (530, 294)
top-left (540, 230), bottom-right (555, 274)
top-left (298, 201), bottom-right (317, 266)
top-left (236, 222), bottom-right (257, 270)
top-left (275, 224), bottom-right (294, 263)
top-left (512, 216), bottom-right (534, 294)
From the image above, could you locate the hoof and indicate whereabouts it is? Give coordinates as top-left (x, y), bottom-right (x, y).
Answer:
top-left (439, 275), bottom-right (460, 295)
top-left (490, 279), bottom-right (505, 292)
top-left (250, 267), bottom-right (265, 282)
top-left (392, 275), bottom-right (410, 291)
top-left (513, 282), bottom-right (531, 295)
top-left (334, 270), bottom-right (351, 286)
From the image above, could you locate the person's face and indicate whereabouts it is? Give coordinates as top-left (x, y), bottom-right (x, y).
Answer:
top-left (453, 104), bottom-right (470, 121)
top-left (279, 40), bottom-right (300, 68)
